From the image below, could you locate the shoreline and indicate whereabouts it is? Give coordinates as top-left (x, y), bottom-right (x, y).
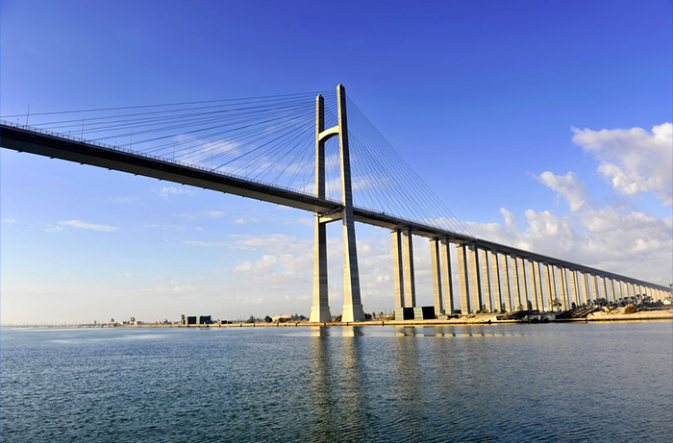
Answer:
top-left (4, 309), bottom-right (671, 329)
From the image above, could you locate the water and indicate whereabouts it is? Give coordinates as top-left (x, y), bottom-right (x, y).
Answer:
top-left (2, 323), bottom-right (671, 442)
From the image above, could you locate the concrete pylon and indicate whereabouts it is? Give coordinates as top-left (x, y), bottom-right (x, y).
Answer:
top-left (617, 280), bottom-right (624, 301)
top-left (441, 239), bottom-right (455, 314)
top-left (480, 248), bottom-right (492, 312)
top-left (392, 229), bottom-right (404, 309)
top-left (557, 268), bottom-right (568, 311)
top-left (527, 260), bottom-right (539, 311)
top-left (516, 256), bottom-right (527, 310)
top-left (593, 275), bottom-right (601, 303)
top-left (510, 255), bottom-right (522, 310)
top-left (562, 269), bottom-right (571, 309)
top-left (491, 249), bottom-right (503, 312)
top-left (535, 262), bottom-right (545, 311)
top-left (545, 263), bottom-right (555, 310)
top-left (569, 269), bottom-right (578, 308)
top-left (582, 272), bottom-right (591, 304)
top-left (468, 244), bottom-right (483, 312)
top-left (403, 229), bottom-right (416, 308)
top-left (310, 94), bottom-right (331, 323)
top-left (501, 254), bottom-right (512, 312)
top-left (336, 85), bottom-right (365, 323)
top-left (609, 279), bottom-right (617, 302)
top-left (431, 238), bottom-right (443, 315)
top-left (457, 244), bottom-right (471, 314)
top-left (602, 277), bottom-right (610, 303)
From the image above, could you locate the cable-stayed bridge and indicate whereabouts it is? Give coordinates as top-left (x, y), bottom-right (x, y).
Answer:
top-left (2, 85), bottom-right (669, 321)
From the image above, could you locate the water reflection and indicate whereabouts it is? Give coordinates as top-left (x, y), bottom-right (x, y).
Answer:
top-left (309, 327), bottom-right (366, 441)
top-left (392, 327), bottom-right (427, 440)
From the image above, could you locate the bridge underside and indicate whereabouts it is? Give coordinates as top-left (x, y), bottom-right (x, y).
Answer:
top-left (2, 123), bottom-right (669, 318)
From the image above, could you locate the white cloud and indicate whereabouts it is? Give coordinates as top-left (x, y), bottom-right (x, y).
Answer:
top-left (537, 171), bottom-right (591, 212)
top-left (235, 217), bottom-right (260, 224)
top-left (1, 218), bottom-right (15, 223)
top-left (184, 240), bottom-right (226, 247)
top-left (43, 225), bottom-right (64, 232)
top-left (177, 210), bottom-right (224, 221)
top-left (110, 272), bottom-right (135, 278)
top-left (158, 186), bottom-right (193, 198)
top-left (572, 123), bottom-right (672, 205)
top-left (59, 220), bottom-right (119, 232)
top-left (145, 224), bottom-right (186, 230)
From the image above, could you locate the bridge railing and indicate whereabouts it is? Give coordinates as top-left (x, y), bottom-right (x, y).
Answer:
top-left (1, 119), bottom-right (344, 205)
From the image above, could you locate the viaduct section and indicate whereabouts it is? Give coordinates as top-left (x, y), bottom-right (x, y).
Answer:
top-left (2, 85), bottom-right (670, 321)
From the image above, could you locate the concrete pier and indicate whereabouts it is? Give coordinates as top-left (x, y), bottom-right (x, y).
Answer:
top-left (517, 257), bottom-right (528, 310)
top-left (336, 85), bottom-right (363, 322)
top-left (310, 95), bottom-right (331, 323)
top-left (480, 248), bottom-right (492, 312)
top-left (501, 254), bottom-right (513, 312)
top-left (430, 238), bottom-right (443, 315)
top-left (403, 229), bottom-right (416, 308)
top-left (457, 244), bottom-right (471, 314)
top-left (557, 267), bottom-right (568, 311)
top-left (602, 277), bottom-right (611, 303)
top-left (569, 269), bottom-right (580, 307)
top-left (511, 255), bottom-right (522, 310)
top-left (392, 229), bottom-right (404, 309)
top-left (534, 261), bottom-right (544, 311)
top-left (491, 249), bottom-right (504, 312)
top-left (469, 244), bottom-right (483, 312)
top-left (441, 239), bottom-right (455, 314)
top-left (582, 272), bottom-right (592, 304)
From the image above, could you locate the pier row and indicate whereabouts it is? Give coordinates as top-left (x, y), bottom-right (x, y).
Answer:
top-left (386, 232), bottom-right (671, 315)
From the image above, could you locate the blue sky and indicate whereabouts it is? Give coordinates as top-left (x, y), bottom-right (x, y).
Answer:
top-left (1, 0), bottom-right (671, 324)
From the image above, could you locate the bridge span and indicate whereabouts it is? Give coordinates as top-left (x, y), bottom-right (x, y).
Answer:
top-left (2, 85), bottom-right (670, 321)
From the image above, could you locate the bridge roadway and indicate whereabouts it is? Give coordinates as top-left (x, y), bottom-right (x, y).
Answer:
top-left (1, 122), bottom-right (668, 291)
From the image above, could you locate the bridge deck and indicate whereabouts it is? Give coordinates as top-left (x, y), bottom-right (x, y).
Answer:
top-left (1, 123), bottom-right (666, 290)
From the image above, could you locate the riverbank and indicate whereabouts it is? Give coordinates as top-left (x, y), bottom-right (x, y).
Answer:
top-left (4, 307), bottom-right (670, 328)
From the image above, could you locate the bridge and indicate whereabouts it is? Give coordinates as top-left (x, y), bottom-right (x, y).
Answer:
top-left (2, 85), bottom-right (670, 321)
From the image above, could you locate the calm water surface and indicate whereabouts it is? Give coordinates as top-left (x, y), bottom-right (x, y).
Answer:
top-left (2, 323), bottom-right (671, 442)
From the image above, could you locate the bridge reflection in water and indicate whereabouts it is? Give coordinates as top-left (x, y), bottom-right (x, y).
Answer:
top-left (302, 324), bottom-right (671, 442)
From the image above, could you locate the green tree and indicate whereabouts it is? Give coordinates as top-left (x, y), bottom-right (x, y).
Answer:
top-left (264, 315), bottom-right (272, 323)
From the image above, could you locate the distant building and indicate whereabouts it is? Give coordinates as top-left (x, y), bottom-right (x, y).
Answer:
top-left (184, 315), bottom-right (212, 325)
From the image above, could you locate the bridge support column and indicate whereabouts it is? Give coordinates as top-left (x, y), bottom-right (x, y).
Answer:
top-left (609, 279), bottom-right (617, 303)
top-left (431, 238), bottom-right (443, 315)
top-left (392, 229), bottom-right (404, 309)
top-left (534, 261), bottom-right (544, 311)
top-left (528, 260), bottom-right (540, 311)
top-left (582, 272), bottom-right (592, 305)
top-left (457, 244), bottom-right (471, 314)
top-left (569, 269), bottom-right (579, 309)
top-left (516, 256), bottom-right (527, 310)
top-left (310, 216), bottom-right (331, 322)
top-left (501, 254), bottom-right (513, 312)
top-left (646, 286), bottom-right (654, 302)
top-left (617, 280), bottom-right (624, 302)
top-left (480, 248), bottom-right (492, 312)
top-left (441, 239), bottom-right (455, 314)
top-left (546, 263), bottom-right (558, 311)
top-left (602, 277), bottom-right (611, 303)
top-left (403, 229), bottom-right (416, 308)
top-left (468, 244), bottom-right (483, 312)
top-left (336, 85), bottom-right (365, 323)
top-left (510, 255), bottom-right (522, 311)
top-left (557, 268), bottom-right (568, 311)
top-left (491, 249), bottom-right (503, 312)
top-left (310, 94), bottom-right (331, 323)
top-left (593, 275), bottom-right (602, 304)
